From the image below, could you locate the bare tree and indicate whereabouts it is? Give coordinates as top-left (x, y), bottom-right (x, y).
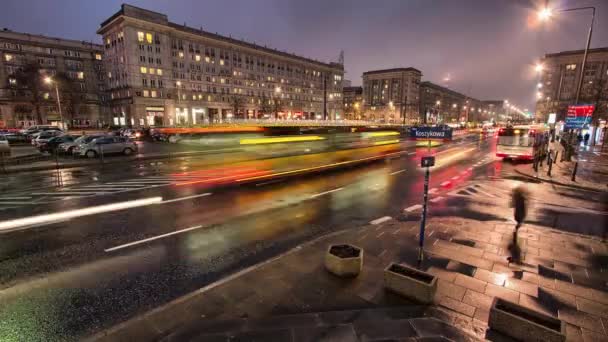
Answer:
top-left (13, 62), bottom-right (44, 124)
top-left (259, 94), bottom-right (272, 118)
top-left (53, 72), bottom-right (83, 125)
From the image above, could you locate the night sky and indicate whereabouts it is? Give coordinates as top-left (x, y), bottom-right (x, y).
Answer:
top-left (2, 0), bottom-right (607, 109)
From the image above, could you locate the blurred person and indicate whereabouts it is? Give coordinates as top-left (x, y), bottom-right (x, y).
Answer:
top-left (508, 186), bottom-right (528, 263)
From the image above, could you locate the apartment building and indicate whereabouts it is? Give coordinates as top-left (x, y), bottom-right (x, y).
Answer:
top-left (97, 4), bottom-right (344, 127)
top-left (362, 68), bottom-right (421, 123)
top-left (419, 81), bottom-right (494, 124)
top-left (0, 29), bottom-right (106, 128)
top-left (342, 86), bottom-right (362, 120)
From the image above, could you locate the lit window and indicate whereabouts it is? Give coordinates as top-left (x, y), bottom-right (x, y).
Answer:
top-left (95, 54), bottom-right (102, 61)
top-left (198, 94), bottom-right (202, 100)
top-left (220, 78), bottom-right (225, 84)
top-left (205, 56), bottom-right (210, 63)
top-left (140, 66), bottom-right (147, 74)
top-left (192, 95), bottom-right (196, 100)
top-left (4, 54), bottom-right (13, 62)
top-left (43, 92), bottom-right (50, 99)
top-left (220, 59), bottom-right (225, 66)
top-left (108, 72), bottom-right (112, 78)
top-left (137, 32), bottom-right (144, 42)
top-left (178, 51), bottom-right (184, 58)
top-left (151, 90), bottom-right (157, 98)
top-left (195, 55), bottom-right (201, 62)
top-left (146, 33), bottom-right (153, 44)
top-left (157, 69), bottom-right (163, 76)
top-left (8, 78), bottom-right (16, 85)
top-left (77, 72), bottom-right (84, 79)
top-left (233, 71), bottom-right (237, 76)
top-left (143, 90), bottom-right (149, 97)
top-left (149, 68), bottom-right (155, 75)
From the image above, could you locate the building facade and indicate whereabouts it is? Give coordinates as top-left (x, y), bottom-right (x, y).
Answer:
top-left (362, 68), bottom-right (421, 123)
top-left (97, 4), bottom-right (344, 127)
top-left (419, 81), bottom-right (495, 124)
top-left (535, 47), bottom-right (608, 123)
top-left (342, 86), bottom-right (362, 120)
top-left (0, 29), bottom-right (106, 128)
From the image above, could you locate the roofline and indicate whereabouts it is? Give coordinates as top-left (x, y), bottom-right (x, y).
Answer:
top-left (363, 67), bottom-right (422, 75)
top-left (0, 29), bottom-right (102, 51)
top-left (98, 4), bottom-right (343, 71)
top-left (544, 47), bottom-right (608, 58)
top-left (420, 81), bottom-right (480, 102)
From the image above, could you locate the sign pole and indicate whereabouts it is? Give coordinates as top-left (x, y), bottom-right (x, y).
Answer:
top-left (418, 133), bottom-right (435, 264)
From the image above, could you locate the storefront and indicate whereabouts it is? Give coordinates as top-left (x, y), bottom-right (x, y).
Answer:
top-left (146, 107), bottom-right (165, 126)
top-left (176, 107), bottom-right (189, 125)
top-left (192, 107), bottom-right (207, 125)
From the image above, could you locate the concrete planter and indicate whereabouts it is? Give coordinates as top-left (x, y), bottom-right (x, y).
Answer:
top-left (489, 298), bottom-right (565, 342)
top-left (324, 244), bottom-right (363, 277)
top-left (383, 263), bottom-right (437, 304)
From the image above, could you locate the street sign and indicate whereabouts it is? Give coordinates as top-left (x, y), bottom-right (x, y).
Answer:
top-left (567, 105), bottom-right (594, 117)
top-left (421, 156), bottom-right (435, 167)
top-left (409, 126), bottom-right (453, 140)
top-left (565, 116), bottom-right (591, 129)
top-left (547, 113), bottom-right (556, 124)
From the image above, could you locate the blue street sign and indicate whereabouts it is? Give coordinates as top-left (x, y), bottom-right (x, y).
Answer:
top-left (564, 116), bottom-right (591, 129)
top-left (410, 126), bottom-right (453, 140)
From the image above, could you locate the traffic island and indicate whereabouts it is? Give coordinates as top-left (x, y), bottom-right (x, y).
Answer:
top-left (489, 297), bottom-right (565, 342)
top-left (383, 263), bottom-right (437, 304)
top-left (324, 244), bottom-right (363, 277)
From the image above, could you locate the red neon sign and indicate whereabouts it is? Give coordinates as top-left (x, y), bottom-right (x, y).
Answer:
top-left (567, 105), bottom-right (594, 117)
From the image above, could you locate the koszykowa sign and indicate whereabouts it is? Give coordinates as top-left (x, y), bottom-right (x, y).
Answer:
top-left (410, 126), bottom-right (453, 140)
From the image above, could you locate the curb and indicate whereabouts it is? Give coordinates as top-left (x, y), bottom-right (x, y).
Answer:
top-left (85, 226), bottom-right (358, 342)
top-left (513, 166), bottom-right (603, 193)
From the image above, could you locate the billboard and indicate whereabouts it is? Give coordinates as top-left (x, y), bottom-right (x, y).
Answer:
top-left (547, 113), bottom-right (556, 124)
top-left (567, 105), bottom-right (594, 117)
top-left (565, 105), bottom-right (594, 129)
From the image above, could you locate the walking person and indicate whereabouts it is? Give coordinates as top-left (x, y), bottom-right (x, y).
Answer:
top-left (584, 132), bottom-right (590, 146)
top-left (508, 186), bottom-right (528, 263)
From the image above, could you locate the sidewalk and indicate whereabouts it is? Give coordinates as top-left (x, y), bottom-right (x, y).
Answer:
top-left (90, 184), bottom-right (608, 341)
top-left (515, 144), bottom-right (608, 191)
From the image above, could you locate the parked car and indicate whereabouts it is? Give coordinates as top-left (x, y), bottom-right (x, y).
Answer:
top-left (39, 135), bottom-right (76, 153)
top-left (31, 130), bottom-right (63, 146)
top-left (2, 132), bottom-right (29, 144)
top-left (73, 136), bottom-right (138, 158)
top-left (58, 134), bottom-right (104, 155)
top-left (0, 135), bottom-right (10, 156)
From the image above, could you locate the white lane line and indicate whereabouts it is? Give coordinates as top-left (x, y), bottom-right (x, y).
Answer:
top-left (311, 187), bottom-right (344, 198)
top-left (408, 151), bottom-right (416, 155)
top-left (370, 216), bottom-right (392, 225)
top-left (81, 184), bottom-right (144, 188)
top-left (68, 188), bottom-right (127, 192)
top-left (32, 191), bottom-right (110, 196)
top-left (467, 167), bottom-right (473, 171)
top-left (404, 204), bottom-right (422, 212)
top-left (471, 186), bottom-right (498, 198)
top-left (0, 201), bottom-right (33, 205)
top-left (256, 179), bottom-right (284, 187)
top-left (104, 225), bottom-right (204, 252)
top-left (440, 181), bottom-right (451, 187)
top-left (0, 196), bottom-right (32, 200)
top-left (107, 181), bottom-right (172, 185)
top-left (161, 192), bottom-right (212, 204)
top-left (390, 169), bottom-right (407, 175)
top-left (0, 197), bottom-right (162, 232)
top-left (428, 188), bottom-right (438, 194)
top-left (430, 196), bottom-right (445, 203)
top-left (451, 176), bottom-right (460, 180)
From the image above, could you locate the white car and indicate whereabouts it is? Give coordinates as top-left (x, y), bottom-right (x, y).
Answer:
top-left (31, 130), bottom-right (63, 146)
top-left (0, 135), bottom-right (10, 156)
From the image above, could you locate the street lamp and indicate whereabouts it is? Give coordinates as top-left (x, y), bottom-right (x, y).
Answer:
top-left (44, 76), bottom-right (64, 128)
top-left (534, 63), bottom-right (544, 73)
top-left (538, 6), bottom-right (595, 104)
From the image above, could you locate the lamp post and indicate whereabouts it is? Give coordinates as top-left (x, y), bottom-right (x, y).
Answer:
top-left (274, 86), bottom-right (281, 120)
top-left (44, 77), bottom-right (64, 129)
top-left (538, 6), bottom-right (595, 105)
top-left (176, 81), bottom-right (182, 125)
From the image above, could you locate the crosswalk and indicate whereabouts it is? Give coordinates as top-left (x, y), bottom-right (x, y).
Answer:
top-left (0, 166), bottom-right (268, 209)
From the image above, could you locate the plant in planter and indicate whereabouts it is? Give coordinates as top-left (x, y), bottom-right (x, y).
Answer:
top-left (324, 244), bottom-right (363, 277)
top-left (383, 263), bottom-right (437, 304)
top-left (489, 298), bottom-right (565, 342)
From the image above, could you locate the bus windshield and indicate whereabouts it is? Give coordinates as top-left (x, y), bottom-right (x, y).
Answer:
top-left (498, 128), bottom-right (533, 147)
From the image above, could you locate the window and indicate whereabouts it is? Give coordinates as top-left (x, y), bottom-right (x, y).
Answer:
top-left (4, 54), bottom-right (13, 62)
top-left (140, 66), bottom-right (147, 74)
top-left (9, 78), bottom-right (16, 85)
top-left (205, 56), bottom-right (210, 63)
top-left (149, 68), bottom-right (155, 75)
top-left (142, 78), bottom-right (148, 86)
top-left (157, 69), bottom-right (163, 76)
top-left (156, 58), bottom-right (162, 65)
top-left (178, 51), bottom-right (184, 58)
top-left (146, 33), bottom-right (153, 44)
top-left (151, 90), bottom-right (157, 98)
top-left (137, 32), bottom-right (145, 42)
top-left (95, 53), bottom-right (102, 61)
top-left (77, 72), bottom-right (84, 79)
top-left (196, 55), bottom-right (201, 62)
top-left (143, 90), bottom-right (149, 97)
top-left (566, 64), bottom-right (577, 71)
top-left (220, 59), bottom-right (225, 66)
top-left (140, 56), bottom-right (145, 62)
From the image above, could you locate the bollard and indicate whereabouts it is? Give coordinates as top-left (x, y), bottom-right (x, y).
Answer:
top-left (547, 152), bottom-right (552, 177)
top-left (554, 150), bottom-right (559, 164)
top-left (571, 161), bottom-right (578, 182)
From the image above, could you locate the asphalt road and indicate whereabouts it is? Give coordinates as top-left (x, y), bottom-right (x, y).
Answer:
top-left (0, 134), bottom-right (499, 341)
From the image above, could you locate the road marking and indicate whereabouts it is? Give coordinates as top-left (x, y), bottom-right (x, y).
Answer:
top-left (0, 196), bottom-right (32, 200)
top-left (104, 225), bottom-right (204, 252)
top-left (377, 232), bottom-right (385, 238)
top-left (0, 201), bottom-right (34, 205)
top-left (311, 187), bottom-right (344, 198)
top-left (404, 204), bottom-right (422, 212)
top-left (390, 169), bottom-right (406, 175)
top-left (32, 191), bottom-right (110, 196)
top-left (408, 151), bottom-right (416, 155)
top-left (428, 188), bottom-right (438, 194)
top-left (370, 216), bottom-right (392, 225)
top-left (451, 176), bottom-right (460, 180)
top-left (467, 167), bottom-right (473, 171)
top-left (82, 184), bottom-right (144, 188)
top-left (440, 181), bottom-right (451, 187)
top-left (430, 196), bottom-right (445, 203)
top-left (256, 179), bottom-right (284, 187)
top-left (161, 193), bottom-right (212, 204)
top-left (0, 197), bottom-right (162, 232)
top-left (471, 186), bottom-right (498, 198)
top-left (107, 181), bottom-right (172, 185)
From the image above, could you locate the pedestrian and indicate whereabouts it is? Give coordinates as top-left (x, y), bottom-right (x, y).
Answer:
top-left (577, 133), bottom-right (583, 145)
top-left (508, 186), bottom-right (528, 263)
top-left (584, 132), bottom-right (590, 146)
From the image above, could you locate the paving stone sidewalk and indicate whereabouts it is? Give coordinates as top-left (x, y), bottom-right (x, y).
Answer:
top-left (91, 209), bottom-right (608, 342)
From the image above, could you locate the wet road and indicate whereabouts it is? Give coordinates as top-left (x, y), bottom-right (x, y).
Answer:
top-left (0, 134), bottom-right (498, 341)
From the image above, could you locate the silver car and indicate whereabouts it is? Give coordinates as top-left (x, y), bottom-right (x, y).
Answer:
top-left (0, 135), bottom-right (10, 156)
top-left (58, 135), bottom-right (103, 155)
top-left (73, 136), bottom-right (138, 158)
